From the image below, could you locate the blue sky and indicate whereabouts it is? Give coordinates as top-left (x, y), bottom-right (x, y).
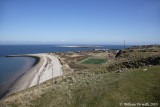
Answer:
top-left (0, 0), bottom-right (160, 45)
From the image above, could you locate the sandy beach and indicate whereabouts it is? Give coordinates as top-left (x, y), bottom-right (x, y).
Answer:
top-left (57, 45), bottom-right (102, 48)
top-left (6, 53), bottom-right (63, 96)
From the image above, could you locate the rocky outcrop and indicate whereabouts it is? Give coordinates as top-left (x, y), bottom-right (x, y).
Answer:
top-left (107, 55), bottom-right (160, 72)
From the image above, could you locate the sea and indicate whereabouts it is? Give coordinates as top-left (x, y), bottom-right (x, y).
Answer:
top-left (0, 44), bottom-right (132, 98)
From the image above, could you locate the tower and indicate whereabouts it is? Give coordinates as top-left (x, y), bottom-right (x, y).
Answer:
top-left (124, 40), bottom-right (125, 49)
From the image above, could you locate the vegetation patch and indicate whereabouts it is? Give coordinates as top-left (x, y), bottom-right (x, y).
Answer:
top-left (80, 58), bottom-right (108, 64)
top-left (2, 66), bottom-right (159, 107)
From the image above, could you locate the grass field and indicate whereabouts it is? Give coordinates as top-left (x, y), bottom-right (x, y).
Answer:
top-left (27, 66), bottom-right (160, 107)
top-left (2, 65), bottom-right (159, 107)
top-left (81, 58), bottom-right (108, 64)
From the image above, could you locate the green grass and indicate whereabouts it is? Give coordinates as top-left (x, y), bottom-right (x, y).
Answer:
top-left (81, 58), bottom-right (108, 64)
top-left (1, 66), bottom-right (160, 107)
top-left (24, 66), bottom-right (160, 107)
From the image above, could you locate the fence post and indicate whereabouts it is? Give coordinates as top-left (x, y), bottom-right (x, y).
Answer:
top-left (52, 68), bottom-right (54, 85)
top-left (37, 68), bottom-right (40, 92)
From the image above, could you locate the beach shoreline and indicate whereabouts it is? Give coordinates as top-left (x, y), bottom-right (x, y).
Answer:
top-left (57, 45), bottom-right (102, 48)
top-left (3, 53), bottom-right (63, 97)
top-left (0, 57), bottom-right (36, 98)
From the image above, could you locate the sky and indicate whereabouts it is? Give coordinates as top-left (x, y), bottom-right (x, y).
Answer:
top-left (0, 0), bottom-right (160, 45)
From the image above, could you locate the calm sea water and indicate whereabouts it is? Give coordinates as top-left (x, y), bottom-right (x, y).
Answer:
top-left (0, 45), bottom-right (132, 97)
top-left (0, 57), bottom-right (35, 97)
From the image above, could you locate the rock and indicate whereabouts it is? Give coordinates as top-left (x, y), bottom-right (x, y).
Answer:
top-left (116, 70), bottom-right (121, 73)
top-left (115, 50), bottom-right (122, 58)
top-left (143, 69), bottom-right (147, 71)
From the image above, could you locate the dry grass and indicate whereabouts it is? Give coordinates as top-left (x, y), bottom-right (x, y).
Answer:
top-left (2, 65), bottom-right (160, 107)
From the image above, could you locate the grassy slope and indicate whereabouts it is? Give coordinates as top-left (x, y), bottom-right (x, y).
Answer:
top-left (1, 65), bottom-right (159, 107)
top-left (81, 58), bottom-right (108, 64)
top-left (1, 47), bottom-right (160, 107)
top-left (27, 66), bottom-right (160, 107)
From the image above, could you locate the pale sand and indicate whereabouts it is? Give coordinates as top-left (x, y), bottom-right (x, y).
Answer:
top-left (7, 53), bottom-right (63, 95)
top-left (57, 45), bottom-right (102, 48)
